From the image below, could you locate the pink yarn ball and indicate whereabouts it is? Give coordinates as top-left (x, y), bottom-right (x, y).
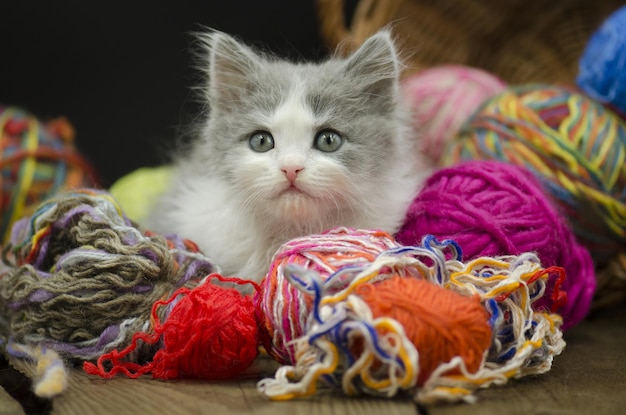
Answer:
top-left (402, 65), bottom-right (506, 163)
top-left (396, 161), bottom-right (596, 330)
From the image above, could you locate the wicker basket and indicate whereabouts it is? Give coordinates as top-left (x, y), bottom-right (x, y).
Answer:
top-left (593, 253), bottom-right (626, 311)
top-left (317, 0), bottom-right (625, 83)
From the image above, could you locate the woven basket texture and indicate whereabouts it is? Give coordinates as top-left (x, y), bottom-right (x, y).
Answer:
top-left (317, 0), bottom-right (625, 83)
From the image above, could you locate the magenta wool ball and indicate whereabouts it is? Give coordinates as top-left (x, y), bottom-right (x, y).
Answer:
top-left (396, 160), bottom-right (596, 330)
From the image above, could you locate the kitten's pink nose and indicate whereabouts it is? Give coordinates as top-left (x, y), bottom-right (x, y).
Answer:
top-left (281, 166), bottom-right (304, 183)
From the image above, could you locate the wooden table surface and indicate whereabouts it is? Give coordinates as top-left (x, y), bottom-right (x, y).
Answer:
top-left (2, 303), bottom-right (625, 415)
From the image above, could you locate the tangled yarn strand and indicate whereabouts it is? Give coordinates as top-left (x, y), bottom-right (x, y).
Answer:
top-left (0, 189), bottom-right (219, 396)
top-left (258, 234), bottom-right (565, 404)
top-left (4, 342), bottom-right (69, 398)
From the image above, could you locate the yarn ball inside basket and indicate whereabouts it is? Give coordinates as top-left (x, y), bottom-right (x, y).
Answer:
top-left (442, 85), bottom-right (626, 263)
top-left (396, 160), bottom-right (596, 330)
top-left (402, 65), bottom-right (506, 163)
top-left (577, 5), bottom-right (626, 116)
top-left (0, 106), bottom-right (97, 245)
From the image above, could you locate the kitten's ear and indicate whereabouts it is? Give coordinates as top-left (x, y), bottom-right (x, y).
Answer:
top-left (343, 30), bottom-right (400, 97)
top-left (199, 31), bottom-right (260, 110)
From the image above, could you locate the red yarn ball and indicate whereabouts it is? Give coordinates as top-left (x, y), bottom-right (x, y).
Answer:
top-left (396, 161), bottom-right (596, 330)
top-left (84, 275), bottom-right (259, 380)
top-left (149, 279), bottom-right (259, 379)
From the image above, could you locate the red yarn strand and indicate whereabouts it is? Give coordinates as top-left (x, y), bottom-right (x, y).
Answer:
top-left (84, 274), bottom-right (261, 380)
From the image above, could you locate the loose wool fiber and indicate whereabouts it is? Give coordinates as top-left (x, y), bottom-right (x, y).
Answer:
top-left (443, 85), bottom-right (626, 262)
top-left (257, 230), bottom-right (566, 403)
top-left (0, 190), bottom-right (215, 378)
top-left (402, 65), bottom-right (506, 163)
top-left (396, 161), bottom-right (595, 330)
top-left (1, 189), bottom-right (262, 394)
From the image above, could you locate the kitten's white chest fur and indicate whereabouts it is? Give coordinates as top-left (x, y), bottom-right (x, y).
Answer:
top-left (144, 30), bottom-right (430, 283)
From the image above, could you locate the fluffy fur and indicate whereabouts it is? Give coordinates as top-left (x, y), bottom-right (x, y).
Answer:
top-left (144, 30), bottom-right (430, 283)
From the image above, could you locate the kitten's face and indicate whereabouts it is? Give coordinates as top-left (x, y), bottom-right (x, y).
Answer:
top-left (196, 31), bottom-right (404, 228)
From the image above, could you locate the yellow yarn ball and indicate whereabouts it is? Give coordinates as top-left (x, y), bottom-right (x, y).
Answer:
top-left (109, 166), bottom-right (172, 223)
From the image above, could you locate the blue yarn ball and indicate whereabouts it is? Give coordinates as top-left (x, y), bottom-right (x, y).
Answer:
top-left (577, 6), bottom-right (626, 115)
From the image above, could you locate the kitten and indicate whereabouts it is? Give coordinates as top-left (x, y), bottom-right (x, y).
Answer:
top-left (144, 30), bottom-right (429, 283)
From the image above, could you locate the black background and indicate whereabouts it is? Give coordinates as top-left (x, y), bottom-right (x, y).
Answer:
top-left (0, 1), bottom-right (355, 186)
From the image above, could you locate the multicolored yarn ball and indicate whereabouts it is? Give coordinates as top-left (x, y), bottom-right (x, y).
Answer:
top-left (0, 189), bottom-right (259, 396)
top-left (577, 5), bottom-right (626, 116)
top-left (396, 161), bottom-right (595, 330)
top-left (255, 227), bottom-right (409, 365)
top-left (442, 85), bottom-right (626, 263)
top-left (402, 65), bottom-right (506, 163)
top-left (257, 228), bottom-right (566, 404)
top-left (0, 106), bottom-right (97, 245)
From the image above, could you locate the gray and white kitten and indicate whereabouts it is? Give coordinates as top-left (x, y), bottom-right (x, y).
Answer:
top-left (144, 30), bottom-right (429, 283)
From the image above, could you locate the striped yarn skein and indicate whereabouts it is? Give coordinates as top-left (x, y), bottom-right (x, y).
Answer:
top-left (443, 85), bottom-right (626, 262)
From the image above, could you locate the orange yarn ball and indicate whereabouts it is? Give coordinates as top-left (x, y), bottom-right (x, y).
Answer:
top-left (355, 276), bottom-right (492, 386)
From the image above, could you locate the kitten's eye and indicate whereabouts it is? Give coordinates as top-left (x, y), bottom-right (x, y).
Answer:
top-left (314, 130), bottom-right (343, 152)
top-left (249, 131), bottom-right (275, 152)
